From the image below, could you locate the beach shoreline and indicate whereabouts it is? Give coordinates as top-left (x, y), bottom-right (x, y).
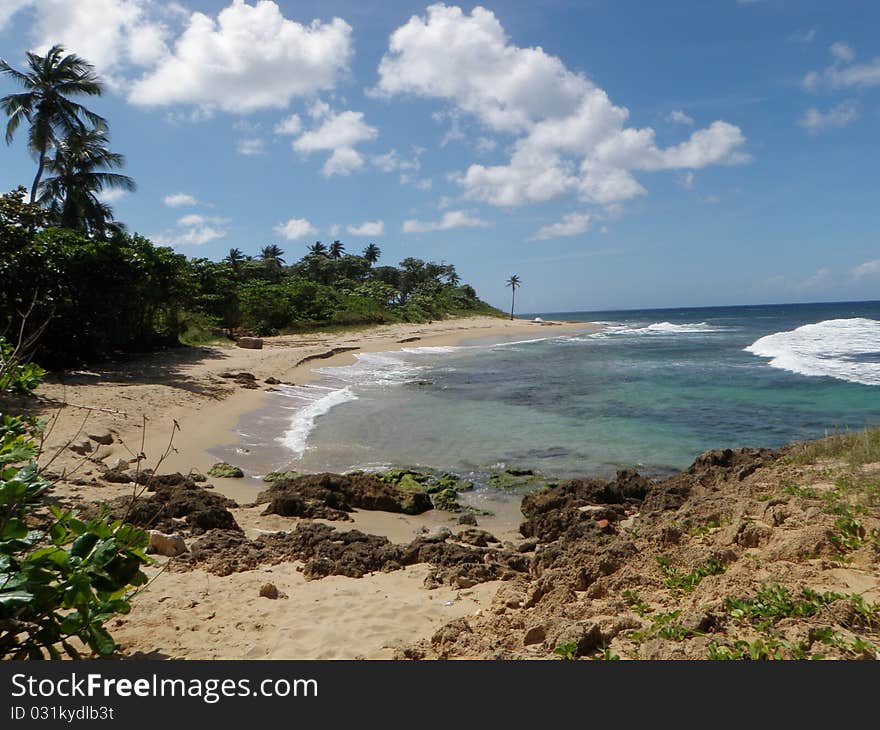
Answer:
top-left (35, 315), bottom-right (594, 502)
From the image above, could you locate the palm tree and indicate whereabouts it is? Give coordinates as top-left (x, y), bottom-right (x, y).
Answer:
top-left (1, 45), bottom-right (106, 203)
top-left (445, 265), bottom-right (461, 286)
top-left (362, 243), bottom-right (381, 264)
top-left (225, 247), bottom-right (245, 271)
top-left (308, 241), bottom-right (327, 256)
top-left (329, 240), bottom-right (345, 259)
top-left (38, 126), bottom-right (135, 235)
top-left (260, 244), bottom-right (285, 267)
top-left (506, 275), bottom-right (521, 321)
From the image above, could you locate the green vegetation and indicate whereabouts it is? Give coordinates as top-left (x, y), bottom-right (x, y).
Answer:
top-left (0, 365), bottom-right (151, 658)
top-left (0, 47), bottom-right (502, 369)
top-left (621, 589), bottom-right (652, 617)
top-left (553, 640), bottom-right (578, 660)
top-left (786, 427), bottom-right (880, 468)
top-left (656, 554), bottom-right (727, 593)
top-left (378, 468), bottom-right (476, 512)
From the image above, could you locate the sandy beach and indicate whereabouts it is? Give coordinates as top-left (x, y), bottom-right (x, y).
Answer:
top-left (30, 315), bottom-right (592, 660)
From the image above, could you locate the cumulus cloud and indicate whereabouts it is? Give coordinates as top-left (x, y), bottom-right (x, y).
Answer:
top-left (852, 259), bottom-right (880, 278)
top-left (804, 42), bottom-right (880, 91)
top-left (154, 210), bottom-right (228, 246)
top-left (97, 188), bottom-right (129, 204)
top-left (402, 209), bottom-right (490, 233)
top-left (375, 4), bottom-right (749, 209)
top-left (667, 110), bottom-right (694, 125)
top-left (273, 113), bottom-right (302, 136)
top-left (129, 1), bottom-right (352, 113)
top-left (347, 220), bottom-right (385, 236)
top-left (27, 0), bottom-right (170, 78)
top-left (274, 217), bottom-right (318, 240)
top-left (163, 192), bottom-right (198, 207)
top-left (291, 108), bottom-right (377, 176)
top-left (530, 212), bottom-right (590, 240)
top-left (799, 100), bottom-right (859, 134)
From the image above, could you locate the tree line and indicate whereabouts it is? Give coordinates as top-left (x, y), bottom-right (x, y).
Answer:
top-left (0, 46), bottom-right (501, 368)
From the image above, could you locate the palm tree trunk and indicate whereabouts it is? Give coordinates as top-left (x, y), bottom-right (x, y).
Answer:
top-left (30, 148), bottom-right (46, 204)
top-left (510, 288), bottom-right (516, 320)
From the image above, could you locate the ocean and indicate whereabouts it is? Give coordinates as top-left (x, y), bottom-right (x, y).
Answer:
top-left (221, 301), bottom-right (880, 487)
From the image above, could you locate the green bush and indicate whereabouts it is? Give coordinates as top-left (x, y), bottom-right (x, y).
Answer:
top-left (0, 413), bottom-right (151, 659)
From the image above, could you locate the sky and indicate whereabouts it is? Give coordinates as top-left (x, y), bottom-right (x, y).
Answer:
top-left (1, 0), bottom-right (878, 313)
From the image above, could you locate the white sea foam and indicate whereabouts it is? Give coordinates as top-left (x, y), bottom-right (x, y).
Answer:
top-left (745, 318), bottom-right (880, 386)
top-left (575, 321), bottom-right (727, 339)
top-left (278, 386), bottom-right (358, 457)
top-left (316, 351), bottom-right (424, 385)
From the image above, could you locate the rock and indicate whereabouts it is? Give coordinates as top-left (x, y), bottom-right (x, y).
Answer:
top-left (431, 618), bottom-right (472, 647)
top-left (259, 583), bottom-right (279, 600)
top-left (523, 625), bottom-right (547, 646)
top-left (102, 468), bottom-right (134, 484)
top-left (208, 462), bottom-right (244, 479)
top-left (457, 513), bottom-right (478, 526)
top-left (262, 470), bottom-right (299, 483)
top-left (69, 440), bottom-right (93, 456)
top-left (148, 530), bottom-right (188, 557)
top-left (424, 526), bottom-right (453, 543)
top-left (264, 377), bottom-right (281, 385)
top-left (553, 621), bottom-right (603, 657)
top-left (188, 471), bottom-right (207, 483)
top-left (237, 337), bottom-right (263, 349)
top-left (517, 538), bottom-right (539, 553)
top-left (258, 472), bottom-right (433, 517)
top-left (456, 528), bottom-right (499, 547)
top-left (87, 430), bottom-right (114, 446)
top-left (111, 458), bottom-right (131, 471)
top-left (221, 372), bottom-right (256, 380)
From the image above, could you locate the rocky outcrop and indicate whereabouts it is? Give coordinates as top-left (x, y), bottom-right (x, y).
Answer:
top-left (257, 472), bottom-right (434, 517)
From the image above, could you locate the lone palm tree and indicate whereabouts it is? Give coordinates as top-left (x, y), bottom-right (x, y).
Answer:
top-left (362, 243), bottom-right (381, 264)
top-left (308, 241), bottom-right (327, 256)
top-left (260, 244), bottom-right (285, 267)
top-left (38, 126), bottom-right (135, 235)
top-left (445, 265), bottom-right (461, 286)
top-left (1, 45), bottom-right (106, 203)
top-left (506, 274), bottom-right (521, 321)
top-left (328, 240), bottom-right (345, 259)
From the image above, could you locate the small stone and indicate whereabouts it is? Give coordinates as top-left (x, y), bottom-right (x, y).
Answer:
top-left (87, 431), bottom-right (114, 446)
top-left (259, 583), bottom-right (279, 600)
top-left (517, 538), bottom-right (539, 553)
top-left (148, 530), bottom-right (188, 557)
top-left (457, 513), bottom-right (478, 526)
top-left (523, 625), bottom-right (546, 646)
top-left (69, 440), bottom-right (93, 456)
top-left (264, 377), bottom-right (281, 385)
top-left (596, 519), bottom-right (610, 530)
top-left (208, 462), bottom-right (244, 478)
top-left (237, 337), bottom-right (263, 349)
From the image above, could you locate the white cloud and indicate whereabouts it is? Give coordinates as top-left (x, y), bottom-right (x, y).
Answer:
top-left (28, 0), bottom-right (170, 78)
top-left (163, 192), bottom-right (198, 207)
top-left (680, 171), bottom-right (695, 189)
top-left (804, 42), bottom-right (880, 91)
top-left (292, 108), bottom-right (378, 177)
top-left (177, 213), bottom-right (205, 226)
top-left (852, 259), bottom-right (880, 278)
top-left (237, 137), bottom-right (265, 155)
top-left (830, 42), bottom-right (855, 64)
top-left (372, 148), bottom-right (420, 173)
top-left (667, 110), bottom-right (694, 126)
top-left (129, 1), bottom-right (352, 113)
top-left (799, 100), bottom-right (859, 134)
top-left (274, 217), bottom-right (318, 240)
top-left (475, 136), bottom-right (497, 152)
top-left (155, 209), bottom-right (228, 247)
top-left (328, 223), bottom-right (340, 236)
top-left (273, 113), bottom-right (302, 136)
top-left (0, 0), bottom-right (34, 31)
top-left (347, 220), bottom-right (385, 237)
top-left (97, 188), bottom-right (128, 203)
top-left (530, 212), bottom-right (590, 240)
top-left (375, 5), bottom-right (749, 209)
top-left (402, 209), bottom-right (490, 233)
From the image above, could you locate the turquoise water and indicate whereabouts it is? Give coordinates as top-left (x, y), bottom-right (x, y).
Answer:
top-left (233, 301), bottom-right (880, 481)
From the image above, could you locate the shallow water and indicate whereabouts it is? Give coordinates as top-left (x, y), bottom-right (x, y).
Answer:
top-left (215, 301), bottom-right (880, 484)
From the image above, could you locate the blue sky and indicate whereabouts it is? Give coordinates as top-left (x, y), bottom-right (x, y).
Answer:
top-left (1, 0), bottom-right (878, 313)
